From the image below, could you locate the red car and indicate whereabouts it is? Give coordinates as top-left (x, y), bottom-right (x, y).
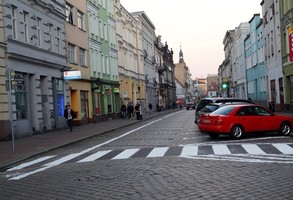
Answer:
top-left (199, 104), bottom-right (293, 139)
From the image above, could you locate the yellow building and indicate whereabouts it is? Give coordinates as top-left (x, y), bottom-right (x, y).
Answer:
top-left (65, 0), bottom-right (92, 125)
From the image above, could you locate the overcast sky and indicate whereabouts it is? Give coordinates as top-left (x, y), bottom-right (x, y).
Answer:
top-left (120, 0), bottom-right (262, 78)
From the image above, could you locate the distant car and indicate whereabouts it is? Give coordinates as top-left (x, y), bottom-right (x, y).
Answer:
top-left (194, 97), bottom-right (254, 124)
top-left (186, 102), bottom-right (195, 110)
top-left (198, 104), bottom-right (293, 139)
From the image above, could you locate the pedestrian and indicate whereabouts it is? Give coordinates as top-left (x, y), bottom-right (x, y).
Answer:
top-left (64, 104), bottom-right (75, 132)
top-left (135, 103), bottom-right (142, 120)
top-left (121, 104), bottom-right (127, 118)
top-left (127, 102), bottom-right (134, 119)
top-left (148, 103), bottom-right (152, 111)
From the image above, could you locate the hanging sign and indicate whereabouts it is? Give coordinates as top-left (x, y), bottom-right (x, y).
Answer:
top-left (64, 70), bottom-right (81, 80)
top-left (289, 27), bottom-right (293, 62)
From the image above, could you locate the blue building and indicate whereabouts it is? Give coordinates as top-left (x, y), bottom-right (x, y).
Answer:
top-left (245, 14), bottom-right (267, 106)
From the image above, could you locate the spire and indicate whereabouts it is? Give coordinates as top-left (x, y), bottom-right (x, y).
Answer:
top-left (179, 45), bottom-right (184, 63)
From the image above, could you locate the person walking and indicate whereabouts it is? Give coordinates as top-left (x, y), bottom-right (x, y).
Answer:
top-left (127, 102), bottom-right (134, 119)
top-left (121, 104), bottom-right (127, 118)
top-left (64, 104), bottom-right (74, 132)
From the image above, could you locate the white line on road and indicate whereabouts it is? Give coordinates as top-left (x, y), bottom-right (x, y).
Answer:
top-left (77, 150), bottom-right (112, 162)
top-left (112, 148), bottom-right (140, 160)
top-left (180, 146), bottom-right (198, 156)
top-left (212, 144), bottom-right (231, 155)
top-left (241, 144), bottom-right (266, 154)
top-left (272, 143), bottom-right (293, 154)
top-left (6, 156), bottom-right (56, 172)
top-left (7, 112), bottom-right (178, 180)
top-left (146, 147), bottom-right (169, 158)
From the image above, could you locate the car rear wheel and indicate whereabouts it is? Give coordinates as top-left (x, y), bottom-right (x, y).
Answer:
top-left (230, 125), bottom-right (243, 140)
top-left (278, 122), bottom-right (291, 136)
top-left (209, 133), bottom-right (220, 139)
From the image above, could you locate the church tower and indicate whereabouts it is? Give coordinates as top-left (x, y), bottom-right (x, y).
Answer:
top-left (179, 45), bottom-right (184, 64)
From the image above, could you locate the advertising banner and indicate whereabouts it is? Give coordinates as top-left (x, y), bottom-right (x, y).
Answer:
top-left (289, 27), bottom-right (293, 62)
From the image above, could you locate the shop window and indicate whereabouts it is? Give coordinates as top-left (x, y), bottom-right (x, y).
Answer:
top-left (14, 73), bottom-right (28, 120)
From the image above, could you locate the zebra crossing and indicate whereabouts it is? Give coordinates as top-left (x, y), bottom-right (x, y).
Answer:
top-left (6, 143), bottom-right (293, 171)
top-left (3, 143), bottom-right (293, 180)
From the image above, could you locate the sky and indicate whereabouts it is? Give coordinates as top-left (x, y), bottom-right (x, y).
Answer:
top-left (120, 0), bottom-right (262, 78)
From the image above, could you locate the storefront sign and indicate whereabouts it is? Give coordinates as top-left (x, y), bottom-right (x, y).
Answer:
top-left (64, 70), bottom-right (81, 80)
top-left (289, 27), bottom-right (293, 62)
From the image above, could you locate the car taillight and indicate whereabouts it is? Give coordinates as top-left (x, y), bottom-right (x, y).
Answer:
top-left (215, 117), bottom-right (223, 125)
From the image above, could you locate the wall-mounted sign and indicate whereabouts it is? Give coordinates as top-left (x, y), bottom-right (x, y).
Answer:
top-left (289, 27), bottom-right (293, 62)
top-left (64, 70), bottom-right (81, 80)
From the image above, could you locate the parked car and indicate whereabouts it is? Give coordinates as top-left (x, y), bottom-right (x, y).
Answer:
top-left (194, 97), bottom-right (254, 124)
top-left (198, 104), bottom-right (293, 139)
top-left (186, 102), bottom-right (195, 110)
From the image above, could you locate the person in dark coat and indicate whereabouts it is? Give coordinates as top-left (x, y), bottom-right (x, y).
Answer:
top-left (127, 102), bottom-right (134, 119)
top-left (64, 104), bottom-right (74, 132)
top-left (121, 104), bottom-right (127, 118)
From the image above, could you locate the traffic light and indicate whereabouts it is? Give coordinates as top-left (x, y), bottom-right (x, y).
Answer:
top-left (222, 82), bottom-right (228, 89)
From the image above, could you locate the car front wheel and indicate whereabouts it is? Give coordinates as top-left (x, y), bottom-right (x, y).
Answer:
top-left (230, 125), bottom-right (243, 140)
top-left (279, 122), bottom-right (291, 136)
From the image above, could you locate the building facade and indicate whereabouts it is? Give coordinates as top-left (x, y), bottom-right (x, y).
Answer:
top-left (131, 11), bottom-right (156, 112)
top-left (0, 0), bottom-right (9, 140)
top-left (3, 0), bottom-right (67, 139)
top-left (245, 14), bottom-right (267, 106)
top-left (219, 30), bottom-right (235, 97)
top-left (280, 0), bottom-right (293, 111)
top-left (65, 0), bottom-right (92, 125)
top-left (114, 1), bottom-right (143, 110)
top-left (88, 0), bottom-right (120, 121)
top-left (261, 0), bottom-right (284, 110)
top-left (231, 23), bottom-right (249, 99)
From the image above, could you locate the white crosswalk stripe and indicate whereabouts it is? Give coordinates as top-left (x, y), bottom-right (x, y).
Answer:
top-left (272, 143), bottom-right (293, 154)
top-left (77, 150), bottom-right (112, 163)
top-left (181, 146), bottom-right (198, 156)
top-left (212, 144), bottom-right (231, 155)
top-left (241, 144), bottom-right (266, 154)
top-left (112, 148), bottom-right (140, 160)
top-left (146, 147), bottom-right (169, 158)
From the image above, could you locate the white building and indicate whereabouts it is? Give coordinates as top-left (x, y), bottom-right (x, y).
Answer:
top-left (261, 0), bottom-right (284, 108)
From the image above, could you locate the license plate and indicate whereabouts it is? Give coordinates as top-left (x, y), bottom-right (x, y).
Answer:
top-left (203, 119), bottom-right (210, 124)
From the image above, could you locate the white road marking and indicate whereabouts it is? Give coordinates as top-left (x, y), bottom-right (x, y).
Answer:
top-left (7, 112), bottom-right (178, 180)
top-left (146, 147), bottom-right (169, 158)
top-left (241, 144), bottom-right (266, 154)
top-left (6, 156), bottom-right (56, 172)
top-left (112, 148), bottom-right (140, 160)
top-left (272, 143), bottom-right (293, 154)
top-left (77, 150), bottom-right (112, 162)
top-left (212, 144), bottom-right (231, 155)
top-left (180, 146), bottom-right (198, 156)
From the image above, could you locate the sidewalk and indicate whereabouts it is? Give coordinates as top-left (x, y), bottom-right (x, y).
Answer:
top-left (0, 109), bottom-right (177, 170)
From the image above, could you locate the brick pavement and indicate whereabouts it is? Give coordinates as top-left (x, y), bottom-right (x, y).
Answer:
top-left (0, 109), bottom-right (292, 170)
top-left (0, 109), bottom-right (176, 170)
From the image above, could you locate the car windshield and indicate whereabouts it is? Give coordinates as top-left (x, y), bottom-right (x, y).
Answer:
top-left (212, 105), bottom-right (235, 115)
top-left (201, 104), bottom-right (219, 112)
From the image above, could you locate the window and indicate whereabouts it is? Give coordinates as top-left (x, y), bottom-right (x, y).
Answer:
top-left (14, 73), bottom-right (28, 120)
top-left (36, 17), bottom-right (42, 47)
top-left (56, 27), bottom-right (61, 53)
top-left (80, 91), bottom-right (88, 120)
top-left (99, 20), bottom-right (103, 38)
top-left (77, 10), bottom-right (85, 30)
top-left (48, 23), bottom-right (53, 50)
top-left (66, 4), bottom-right (73, 24)
top-left (68, 43), bottom-right (76, 63)
top-left (11, 6), bottom-right (17, 39)
top-left (79, 48), bottom-right (86, 66)
top-left (23, 11), bottom-right (29, 43)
